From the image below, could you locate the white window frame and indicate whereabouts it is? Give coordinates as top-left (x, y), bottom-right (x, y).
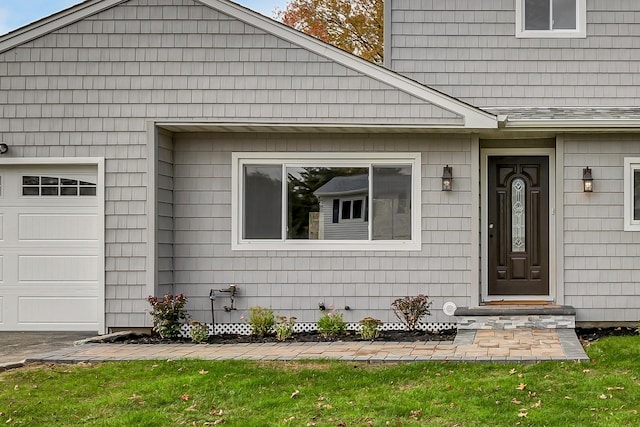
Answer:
top-left (339, 196), bottom-right (367, 223)
top-left (516, 0), bottom-right (586, 39)
top-left (232, 152), bottom-right (421, 251)
top-left (624, 158), bottom-right (640, 231)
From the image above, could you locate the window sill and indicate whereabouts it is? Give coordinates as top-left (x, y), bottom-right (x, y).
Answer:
top-left (232, 240), bottom-right (422, 251)
top-left (516, 30), bottom-right (586, 39)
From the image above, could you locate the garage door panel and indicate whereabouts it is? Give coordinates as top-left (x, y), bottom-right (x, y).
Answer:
top-left (19, 256), bottom-right (98, 282)
top-left (19, 214), bottom-right (98, 241)
top-left (0, 164), bottom-right (101, 331)
top-left (18, 297), bottom-right (98, 324)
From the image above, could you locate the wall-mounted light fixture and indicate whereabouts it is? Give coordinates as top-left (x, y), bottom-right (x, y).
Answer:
top-left (583, 167), bottom-right (593, 192)
top-left (0, 143), bottom-right (8, 154)
top-left (442, 165), bottom-right (453, 191)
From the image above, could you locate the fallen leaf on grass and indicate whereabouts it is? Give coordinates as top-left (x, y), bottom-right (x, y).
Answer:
top-left (531, 400), bottom-right (542, 409)
top-left (511, 398), bottom-right (522, 405)
top-left (6, 418), bottom-right (12, 424)
top-left (203, 420), bottom-right (225, 426)
top-left (517, 411), bottom-right (528, 418)
top-left (184, 403), bottom-right (197, 412)
top-left (509, 369), bottom-right (517, 375)
top-left (180, 394), bottom-right (190, 401)
top-left (516, 383), bottom-right (527, 391)
top-left (128, 394), bottom-right (142, 401)
top-left (210, 409), bottom-right (223, 417)
top-left (410, 409), bottom-right (422, 419)
top-left (283, 416), bottom-right (295, 423)
top-left (290, 390), bottom-right (300, 399)
top-left (600, 394), bottom-right (609, 400)
top-left (583, 369), bottom-right (591, 374)
top-left (317, 396), bottom-right (325, 401)
top-left (199, 370), bottom-right (209, 375)
top-left (607, 387), bottom-right (624, 391)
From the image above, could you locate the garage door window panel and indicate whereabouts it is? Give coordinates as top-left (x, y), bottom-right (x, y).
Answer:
top-left (22, 175), bottom-right (96, 197)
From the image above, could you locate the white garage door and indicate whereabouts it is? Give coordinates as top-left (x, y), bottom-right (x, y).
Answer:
top-left (0, 165), bottom-right (101, 331)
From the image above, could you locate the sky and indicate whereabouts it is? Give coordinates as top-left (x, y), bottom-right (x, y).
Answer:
top-left (0, 0), bottom-right (289, 35)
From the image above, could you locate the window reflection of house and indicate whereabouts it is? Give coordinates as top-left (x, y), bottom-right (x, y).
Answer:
top-left (314, 174), bottom-right (369, 240)
top-left (314, 169), bottom-right (411, 241)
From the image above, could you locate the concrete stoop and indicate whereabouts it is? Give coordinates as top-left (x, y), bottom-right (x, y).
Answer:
top-left (454, 305), bottom-right (576, 330)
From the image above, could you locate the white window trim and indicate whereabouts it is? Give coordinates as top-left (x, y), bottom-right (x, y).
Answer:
top-left (339, 197), bottom-right (367, 223)
top-left (515, 0), bottom-right (586, 39)
top-left (624, 158), bottom-right (640, 231)
top-left (232, 152), bottom-right (421, 251)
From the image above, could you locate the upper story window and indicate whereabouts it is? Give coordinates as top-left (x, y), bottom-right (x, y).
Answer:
top-left (516, 0), bottom-right (586, 38)
top-left (232, 152), bottom-right (421, 251)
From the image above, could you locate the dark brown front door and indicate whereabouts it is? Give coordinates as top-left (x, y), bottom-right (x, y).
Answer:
top-left (488, 156), bottom-right (549, 295)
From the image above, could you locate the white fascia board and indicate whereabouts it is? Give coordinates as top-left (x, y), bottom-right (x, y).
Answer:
top-left (0, 0), bottom-right (128, 54)
top-left (197, 0), bottom-right (497, 129)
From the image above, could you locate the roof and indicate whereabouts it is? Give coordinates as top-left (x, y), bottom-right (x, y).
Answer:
top-left (0, 0), bottom-right (497, 130)
top-left (486, 107), bottom-right (640, 128)
top-left (315, 175), bottom-right (369, 196)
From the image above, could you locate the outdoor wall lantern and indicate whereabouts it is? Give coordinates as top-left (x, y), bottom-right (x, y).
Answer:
top-left (0, 143), bottom-right (8, 154)
top-left (583, 167), bottom-right (593, 192)
top-left (442, 165), bottom-right (453, 191)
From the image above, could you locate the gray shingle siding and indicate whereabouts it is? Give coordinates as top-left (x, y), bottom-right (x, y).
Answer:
top-left (172, 132), bottom-right (472, 324)
top-left (563, 134), bottom-right (640, 323)
top-left (0, 0), bottom-right (465, 328)
top-left (389, 0), bottom-right (640, 107)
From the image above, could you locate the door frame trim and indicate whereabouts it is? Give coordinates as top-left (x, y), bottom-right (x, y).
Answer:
top-left (481, 148), bottom-right (556, 302)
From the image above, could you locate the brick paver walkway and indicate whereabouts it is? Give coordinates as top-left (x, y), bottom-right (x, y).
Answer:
top-left (24, 329), bottom-right (589, 364)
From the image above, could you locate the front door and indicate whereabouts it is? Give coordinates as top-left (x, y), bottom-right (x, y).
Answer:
top-left (488, 156), bottom-right (549, 295)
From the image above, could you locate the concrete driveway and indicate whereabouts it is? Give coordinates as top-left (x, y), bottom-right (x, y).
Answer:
top-left (0, 332), bottom-right (96, 367)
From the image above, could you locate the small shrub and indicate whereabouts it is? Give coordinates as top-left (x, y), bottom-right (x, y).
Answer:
top-left (248, 306), bottom-right (275, 336)
top-left (275, 315), bottom-right (296, 341)
top-left (189, 321), bottom-right (209, 344)
top-left (391, 295), bottom-right (431, 331)
top-left (317, 310), bottom-right (347, 338)
top-left (359, 316), bottom-right (382, 341)
top-left (147, 293), bottom-right (189, 339)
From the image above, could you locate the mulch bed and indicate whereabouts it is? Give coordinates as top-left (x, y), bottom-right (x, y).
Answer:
top-left (99, 329), bottom-right (457, 345)
top-left (575, 326), bottom-right (638, 343)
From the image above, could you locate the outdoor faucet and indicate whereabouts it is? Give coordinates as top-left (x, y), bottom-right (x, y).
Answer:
top-left (218, 284), bottom-right (237, 295)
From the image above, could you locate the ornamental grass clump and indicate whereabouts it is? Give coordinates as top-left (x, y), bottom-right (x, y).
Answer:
top-left (274, 315), bottom-right (296, 341)
top-left (391, 294), bottom-right (431, 331)
top-left (248, 306), bottom-right (275, 336)
top-left (147, 293), bottom-right (189, 339)
top-left (358, 316), bottom-right (382, 341)
top-left (317, 310), bottom-right (347, 338)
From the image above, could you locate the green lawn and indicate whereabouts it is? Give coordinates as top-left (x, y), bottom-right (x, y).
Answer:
top-left (1, 337), bottom-right (639, 426)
